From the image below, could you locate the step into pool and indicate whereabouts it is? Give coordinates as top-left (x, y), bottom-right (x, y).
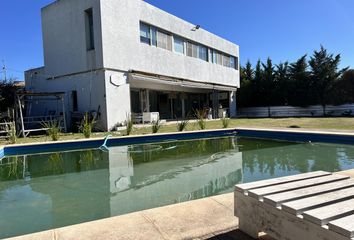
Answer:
top-left (1, 136), bottom-right (354, 239)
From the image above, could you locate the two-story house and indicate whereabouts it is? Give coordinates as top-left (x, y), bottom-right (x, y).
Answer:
top-left (25, 0), bottom-right (240, 131)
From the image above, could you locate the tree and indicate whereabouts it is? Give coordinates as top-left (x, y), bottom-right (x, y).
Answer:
top-left (309, 46), bottom-right (348, 115)
top-left (238, 61), bottom-right (254, 107)
top-left (274, 62), bottom-right (289, 105)
top-left (288, 55), bottom-right (312, 106)
top-left (261, 58), bottom-right (275, 116)
top-left (0, 78), bottom-right (19, 112)
top-left (252, 60), bottom-right (263, 106)
top-left (340, 69), bottom-right (354, 103)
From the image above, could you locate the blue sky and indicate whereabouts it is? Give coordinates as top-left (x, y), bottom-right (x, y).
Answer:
top-left (1, 0), bottom-right (353, 80)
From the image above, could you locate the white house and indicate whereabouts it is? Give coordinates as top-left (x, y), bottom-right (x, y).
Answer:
top-left (25, 0), bottom-right (240, 131)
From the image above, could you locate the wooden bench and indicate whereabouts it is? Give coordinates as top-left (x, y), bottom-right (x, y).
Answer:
top-left (235, 171), bottom-right (354, 240)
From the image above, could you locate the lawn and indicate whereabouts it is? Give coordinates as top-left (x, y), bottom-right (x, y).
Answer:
top-left (1, 117), bottom-right (354, 146)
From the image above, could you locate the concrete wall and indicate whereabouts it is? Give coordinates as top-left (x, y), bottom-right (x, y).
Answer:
top-left (100, 0), bottom-right (240, 88)
top-left (41, 0), bottom-right (104, 76)
top-left (104, 70), bottom-right (131, 129)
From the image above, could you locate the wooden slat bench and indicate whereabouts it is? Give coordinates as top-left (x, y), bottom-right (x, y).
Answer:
top-left (234, 171), bottom-right (354, 240)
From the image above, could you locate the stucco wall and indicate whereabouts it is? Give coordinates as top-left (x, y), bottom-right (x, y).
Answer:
top-left (104, 71), bottom-right (131, 129)
top-left (100, 0), bottom-right (240, 88)
top-left (41, 0), bottom-right (104, 76)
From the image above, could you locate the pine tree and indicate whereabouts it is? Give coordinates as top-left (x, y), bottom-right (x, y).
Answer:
top-left (288, 55), bottom-right (312, 106)
top-left (261, 58), bottom-right (275, 116)
top-left (309, 46), bottom-right (348, 115)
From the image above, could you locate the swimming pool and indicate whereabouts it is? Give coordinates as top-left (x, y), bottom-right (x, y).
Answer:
top-left (1, 136), bottom-right (354, 239)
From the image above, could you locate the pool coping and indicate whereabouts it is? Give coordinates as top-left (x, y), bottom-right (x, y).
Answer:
top-left (0, 128), bottom-right (237, 156)
top-left (2, 127), bottom-right (354, 156)
top-left (235, 127), bottom-right (354, 145)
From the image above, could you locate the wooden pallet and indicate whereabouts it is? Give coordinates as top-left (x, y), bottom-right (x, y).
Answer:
top-left (235, 171), bottom-right (354, 240)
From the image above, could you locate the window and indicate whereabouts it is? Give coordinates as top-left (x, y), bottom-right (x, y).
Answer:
top-left (212, 50), bottom-right (217, 64)
top-left (223, 55), bottom-right (230, 67)
top-left (187, 42), bottom-right (193, 57)
top-left (216, 51), bottom-right (223, 65)
top-left (157, 30), bottom-right (172, 50)
top-left (138, 22), bottom-right (239, 69)
top-left (85, 8), bottom-right (95, 50)
top-left (140, 23), bottom-right (151, 45)
top-left (198, 45), bottom-right (208, 61)
top-left (187, 42), bottom-right (200, 58)
top-left (174, 36), bottom-right (184, 54)
top-left (230, 56), bottom-right (237, 69)
top-left (151, 27), bottom-right (157, 46)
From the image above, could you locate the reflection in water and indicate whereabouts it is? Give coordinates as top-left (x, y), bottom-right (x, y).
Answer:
top-left (1, 137), bottom-right (354, 238)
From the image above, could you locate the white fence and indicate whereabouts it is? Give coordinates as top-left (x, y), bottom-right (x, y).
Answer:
top-left (237, 104), bottom-right (354, 118)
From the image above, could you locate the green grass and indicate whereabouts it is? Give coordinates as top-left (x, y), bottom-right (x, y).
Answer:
top-left (1, 118), bottom-right (354, 146)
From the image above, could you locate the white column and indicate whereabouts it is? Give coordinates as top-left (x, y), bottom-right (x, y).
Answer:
top-left (229, 91), bottom-right (237, 118)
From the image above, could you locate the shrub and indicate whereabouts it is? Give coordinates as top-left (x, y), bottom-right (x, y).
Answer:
top-left (42, 120), bottom-right (61, 141)
top-left (125, 114), bottom-right (133, 136)
top-left (195, 109), bottom-right (207, 130)
top-left (152, 120), bottom-right (162, 133)
top-left (221, 117), bottom-right (230, 128)
top-left (79, 113), bottom-right (96, 138)
top-left (177, 119), bottom-right (189, 132)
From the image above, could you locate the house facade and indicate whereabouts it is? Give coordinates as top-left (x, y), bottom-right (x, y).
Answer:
top-left (25, 0), bottom-right (240, 131)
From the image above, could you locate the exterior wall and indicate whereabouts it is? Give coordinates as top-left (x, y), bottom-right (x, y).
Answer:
top-left (25, 69), bottom-right (108, 130)
top-left (104, 70), bottom-right (131, 129)
top-left (41, 0), bottom-right (104, 76)
top-left (100, 0), bottom-right (240, 88)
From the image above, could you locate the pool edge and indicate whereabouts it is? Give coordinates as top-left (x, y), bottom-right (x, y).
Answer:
top-left (235, 127), bottom-right (354, 144)
top-left (2, 128), bottom-right (237, 156)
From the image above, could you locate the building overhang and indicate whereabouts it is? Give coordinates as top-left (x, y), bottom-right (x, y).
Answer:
top-left (128, 70), bottom-right (238, 92)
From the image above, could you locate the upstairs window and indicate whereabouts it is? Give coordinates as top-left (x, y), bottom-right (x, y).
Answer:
top-left (223, 55), bottom-right (231, 67)
top-left (157, 30), bottom-right (172, 51)
top-left (139, 22), bottom-right (239, 70)
top-left (85, 8), bottom-right (95, 50)
top-left (187, 42), bottom-right (198, 58)
top-left (140, 23), bottom-right (151, 45)
top-left (212, 50), bottom-right (223, 65)
top-left (235, 57), bottom-right (239, 70)
top-left (198, 45), bottom-right (208, 61)
top-left (230, 56), bottom-right (238, 69)
top-left (174, 36), bottom-right (185, 54)
top-left (151, 27), bottom-right (157, 46)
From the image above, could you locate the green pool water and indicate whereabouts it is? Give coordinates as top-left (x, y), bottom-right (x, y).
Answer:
top-left (1, 136), bottom-right (354, 239)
